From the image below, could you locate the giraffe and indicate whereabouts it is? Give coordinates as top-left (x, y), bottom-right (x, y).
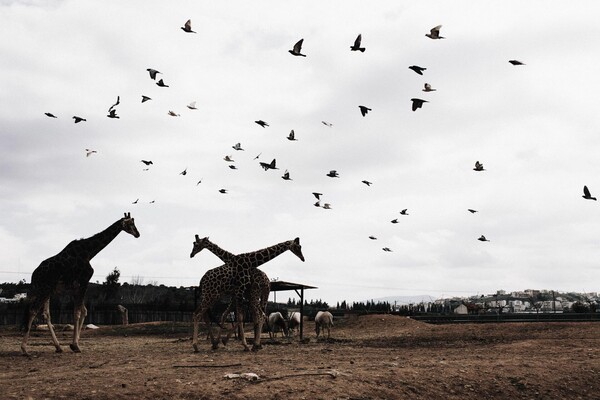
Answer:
top-left (190, 237), bottom-right (304, 352)
top-left (21, 213), bottom-right (140, 356)
top-left (190, 236), bottom-right (271, 345)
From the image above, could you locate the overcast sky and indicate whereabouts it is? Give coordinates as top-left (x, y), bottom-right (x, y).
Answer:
top-left (1, 1), bottom-right (600, 304)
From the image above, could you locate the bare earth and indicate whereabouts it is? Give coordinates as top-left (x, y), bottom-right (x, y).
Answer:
top-left (1, 315), bottom-right (599, 399)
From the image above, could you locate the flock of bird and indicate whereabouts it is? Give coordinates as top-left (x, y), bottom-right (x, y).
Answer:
top-left (40, 19), bottom-right (545, 253)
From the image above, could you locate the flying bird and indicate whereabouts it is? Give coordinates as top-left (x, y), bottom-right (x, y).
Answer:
top-left (322, 203), bottom-right (332, 210)
top-left (327, 170), bottom-right (339, 178)
top-left (219, 189), bottom-right (228, 194)
top-left (107, 109), bottom-right (119, 119)
top-left (141, 95), bottom-right (152, 103)
top-left (132, 199), bottom-right (139, 204)
top-left (228, 165), bottom-right (237, 170)
top-left (423, 83), bottom-right (436, 92)
top-left (255, 120), bottom-right (269, 128)
top-left (72, 116), bottom-right (86, 123)
top-left (156, 79), bottom-right (169, 88)
top-left (224, 155), bottom-right (234, 162)
top-left (368, 236), bottom-right (377, 240)
top-left (411, 98), bottom-right (428, 111)
top-left (312, 192), bottom-right (322, 200)
top-left (391, 219), bottom-right (399, 224)
top-left (259, 159), bottom-right (278, 171)
top-left (468, 209), bottom-right (478, 213)
top-left (187, 101), bottom-right (197, 110)
top-left (141, 160), bottom-right (153, 166)
top-left (149, 200), bottom-right (155, 204)
top-left (321, 121), bottom-right (333, 127)
top-left (181, 19), bottom-right (196, 33)
top-left (426, 25), bottom-right (445, 39)
top-left (583, 185), bottom-right (597, 201)
top-left (196, 179), bottom-right (202, 185)
top-left (85, 149), bottom-right (97, 157)
top-left (350, 34), bottom-right (365, 52)
top-left (108, 96), bottom-right (120, 113)
top-left (409, 65), bottom-right (426, 75)
top-left (289, 39), bottom-right (306, 57)
top-left (282, 170), bottom-right (292, 180)
top-left (362, 180), bottom-right (372, 186)
top-left (147, 68), bottom-right (161, 80)
top-left (287, 130), bottom-right (297, 141)
top-left (400, 209), bottom-right (409, 215)
top-left (44, 112), bottom-right (57, 118)
top-left (254, 152), bottom-right (262, 160)
top-left (359, 105), bottom-right (372, 117)
top-left (232, 142), bottom-right (244, 151)
top-left (168, 111), bottom-right (180, 117)
top-left (478, 235), bottom-right (490, 242)
top-left (509, 60), bottom-right (525, 65)
top-left (473, 161), bottom-right (485, 171)
top-left (314, 201), bottom-right (321, 208)
top-left (180, 168), bottom-right (187, 176)
top-left (382, 247), bottom-right (393, 252)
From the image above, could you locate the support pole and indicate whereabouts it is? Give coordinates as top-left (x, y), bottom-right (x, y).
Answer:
top-left (299, 288), bottom-right (305, 340)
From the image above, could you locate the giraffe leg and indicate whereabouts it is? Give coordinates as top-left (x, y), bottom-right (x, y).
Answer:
top-left (70, 301), bottom-right (85, 352)
top-left (251, 305), bottom-right (265, 352)
top-left (21, 297), bottom-right (45, 356)
top-left (42, 299), bottom-right (63, 353)
top-left (236, 304), bottom-right (250, 351)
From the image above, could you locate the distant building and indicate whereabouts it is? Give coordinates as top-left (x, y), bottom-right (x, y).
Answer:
top-left (453, 304), bottom-right (468, 314)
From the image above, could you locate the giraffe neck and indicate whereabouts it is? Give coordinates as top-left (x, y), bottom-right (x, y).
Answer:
top-left (205, 240), bottom-right (236, 263)
top-left (78, 219), bottom-right (124, 260)
top-left (237, 240), bottom-right (292, 269)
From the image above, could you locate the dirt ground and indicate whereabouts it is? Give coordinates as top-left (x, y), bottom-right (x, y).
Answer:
top-left (1, 315), bottom-right (599, 400)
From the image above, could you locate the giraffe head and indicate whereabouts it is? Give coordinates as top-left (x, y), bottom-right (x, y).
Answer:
top-left (190, 234), bottom-right (209, 258)
top-left (290, 237), bottom-right (305, 262)
top-left (121, 212), bottom-right (140, 238)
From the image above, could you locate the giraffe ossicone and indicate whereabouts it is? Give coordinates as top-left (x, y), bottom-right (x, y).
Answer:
top-left (21, 213), bottom-right (140, 356)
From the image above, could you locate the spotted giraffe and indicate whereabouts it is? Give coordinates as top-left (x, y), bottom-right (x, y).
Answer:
top-left (191, 237), bottom-right (304, 352)
top-left (21, 213), bottom-right (140, 356)
top-left (190, 236), bottom-right (271, 344)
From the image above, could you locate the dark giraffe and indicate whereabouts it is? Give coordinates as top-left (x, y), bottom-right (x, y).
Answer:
top-left (190, 236), bottom-right (271, 346)
top-left (21, 213), bottom-right (140, 355)
top-left (190, 237), bottom-right (304, 352)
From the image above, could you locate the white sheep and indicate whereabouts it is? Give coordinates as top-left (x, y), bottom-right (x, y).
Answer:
top-left (314, 310), bottom-right (333, 339)
top-left (267, 311), bottom-right (289, 338)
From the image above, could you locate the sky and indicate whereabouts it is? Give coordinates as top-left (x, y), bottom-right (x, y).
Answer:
top-left (1, 0), bottom-right (600, 305)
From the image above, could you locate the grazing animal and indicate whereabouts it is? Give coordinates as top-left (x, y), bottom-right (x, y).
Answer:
top-left (289, 39), bottom-right (306, 57)
top-left (288, 311), bottom-right (301, 336)
top-left (267, 312), bottom-right (289, 338)
top-left (190, 236), bottom-right (271, 347)
top-left (315, 311), bottom-right (333, 339)
top-left (426, 25), bottom-right (445, 39)
top-left (191, 238), bottom-right (305, 352)
top-left (21, 214), bottom-right (140, 355)
top-left (350, 34), bottom-right (365, 52)
top-left (583, 185), bottom-right (596, 201)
